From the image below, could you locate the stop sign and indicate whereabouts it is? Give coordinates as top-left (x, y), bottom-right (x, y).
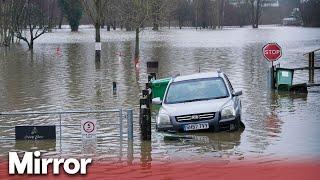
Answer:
top-left (263, 43), bottom-right (282, 62)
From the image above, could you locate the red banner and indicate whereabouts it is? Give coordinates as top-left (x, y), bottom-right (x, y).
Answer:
top-left (1, 159), bottom-right (319, 180)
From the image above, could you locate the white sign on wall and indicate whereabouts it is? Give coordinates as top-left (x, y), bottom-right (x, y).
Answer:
top-left (81, 119), bottom-right (97, 139)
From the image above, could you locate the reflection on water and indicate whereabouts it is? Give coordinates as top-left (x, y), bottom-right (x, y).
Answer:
top-left (163, 130), bottom-right (243, 151)
top-left (0, 27), bottom-right (320, 164)
top-left (14, 140), bottom-right (56, 152)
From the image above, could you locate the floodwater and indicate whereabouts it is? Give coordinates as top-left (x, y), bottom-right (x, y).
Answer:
top-left (0, 26), bottom-right (320, 165)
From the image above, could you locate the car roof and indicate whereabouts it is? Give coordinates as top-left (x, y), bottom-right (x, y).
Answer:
top-left (173, 72), bottom-right (222, 82)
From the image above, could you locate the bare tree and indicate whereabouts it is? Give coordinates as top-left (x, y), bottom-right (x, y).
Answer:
top-left (13, 0), bottom-right (53, 50)
top-left (150, 0), bottom-right (169, 30)
top-left (103, 0), bottom-right (120, 31)
top-left (81, 0), bottom-right (107, 61)
top-left (217, 0), bottom-right (226, 29)
top-left (173, 0), bottom-right (192, 29)
top-left (118, 0), bottom-right (150, 60)
top-left (164, 0), bottom-right (178, 29)
top-left (0, 0), bottom-right (14, 47)
top-left (249, 0), bottom-right (267, 28)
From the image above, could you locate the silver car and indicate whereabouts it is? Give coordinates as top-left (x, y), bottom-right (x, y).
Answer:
top-left (152, 71), bottom-right (242, 132)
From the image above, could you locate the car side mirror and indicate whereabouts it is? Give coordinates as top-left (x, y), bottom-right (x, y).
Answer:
top-left (232, 90), bottom-right (242, 96)
top-left (152, 97), bottom-right (162, 105)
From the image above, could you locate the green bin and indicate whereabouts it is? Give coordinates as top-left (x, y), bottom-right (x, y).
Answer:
top-left (276, 68), bottom-right (294, 91)
top-left (151, 78), bottom-right (171, 100)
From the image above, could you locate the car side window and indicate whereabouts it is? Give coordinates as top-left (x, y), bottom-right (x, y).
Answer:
top-left (224, 75), bottom-right (234, 92)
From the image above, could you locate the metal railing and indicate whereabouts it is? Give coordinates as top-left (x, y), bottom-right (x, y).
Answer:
top-left (0, 108), bottom-right (134, 141)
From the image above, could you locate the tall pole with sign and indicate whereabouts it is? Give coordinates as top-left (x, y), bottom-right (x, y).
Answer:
top-left (263, 43), bottom-right (282, 89)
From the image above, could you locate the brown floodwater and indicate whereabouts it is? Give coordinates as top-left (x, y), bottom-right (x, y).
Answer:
top-left (0, 26), bottom-right (319, 165)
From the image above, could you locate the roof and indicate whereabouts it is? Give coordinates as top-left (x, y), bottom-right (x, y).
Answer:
top-left (173, 72), bottom-right (221, 82)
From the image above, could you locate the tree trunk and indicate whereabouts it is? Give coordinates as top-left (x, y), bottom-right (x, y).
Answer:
top-left (113, 21), bottom-right (116, 30)
top-left (152, 13), bottom-right (159, 31)
top-left (29, 40), bottom-right (34, 50)
top-left (221, 0), bottom-right (225, 29)
top-left (251, 1), bottom-right (255, 28)
top-left (152, 12), bottom-right (159, 30)
top-left (254, 0), bottom-right (261, 28)
top-left (59, 10), bottom-right (63, 29)
top-left (95, 23), bottom-right (101, 61)
top-left (218, 0), bottom-right (225, 29)
top-left (29, 26), bottom-right (34, 50)
top-left (95, 24), bottom-right (101, 45)
top-left (71, 25), bottom-right (79, 32)
top-left (134, 27), bottom-right (139, 60)
top-left (152, 23), bottom-right (159, 31)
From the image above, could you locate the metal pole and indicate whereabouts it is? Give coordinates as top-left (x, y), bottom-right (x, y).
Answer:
top-left (127, 109), bottom-right (133, 141)
top-left (59, 113), bottom-right (62, 153)
top-left (271, 61), bottom-right (275, 89)
top-left (309, 52), bottom-right (312, 83)
top-left (311, 52), bottom-right (315, 83)
top-left (119, 108), bottom-right (123, 142)
top-left (119, 109), bottom-right (123, 161)
top-left (127, 109), bottom-right (134, 165)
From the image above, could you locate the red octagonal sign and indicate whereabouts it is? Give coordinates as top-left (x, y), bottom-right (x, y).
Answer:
top-left (263, 43), bottom-right (282, 62)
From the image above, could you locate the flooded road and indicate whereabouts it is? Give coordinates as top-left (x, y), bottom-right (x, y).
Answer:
top-left (0, 26), bottom-right (320, 164)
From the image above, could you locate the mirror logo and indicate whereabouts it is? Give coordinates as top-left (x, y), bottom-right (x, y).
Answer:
top-left (8, 151), bottom-right (92, 175)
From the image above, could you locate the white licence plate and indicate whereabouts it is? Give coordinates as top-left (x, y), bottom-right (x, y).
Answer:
top-left (184, 123), bottom-right (209, 131)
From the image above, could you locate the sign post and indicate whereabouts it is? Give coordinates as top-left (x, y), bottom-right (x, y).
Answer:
top-left (263, 43), bottom-right (282, 89)
top-left (81, 119), bottom-right (97, 154)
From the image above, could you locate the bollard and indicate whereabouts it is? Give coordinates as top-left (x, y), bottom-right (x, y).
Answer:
top-left (144, 84), bottom-right (152, 107)
top-left (140, 97), bottom-right (148, 108)
top-left (146, 83), bottom-right (151, 89)
top-left (140, 141), bottom-right (152, 168)
top-left (112, 82), bottom-right (117, 94)
top-left (140, 95), bottom-right (150, 109)
top-left (148, 74), bottom-right (153, 82)
top-left (140, 85), bottom-right (152, 141)
top-left (140, 107), bottom-right (151, 141)
top-left (142, 89), bottom-right (149, 97)
top-left (148, 73), bottom-right (157, 82)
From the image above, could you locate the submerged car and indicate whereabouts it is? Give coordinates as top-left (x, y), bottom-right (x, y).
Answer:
top-left (152, 71), bottom-right (242, 132)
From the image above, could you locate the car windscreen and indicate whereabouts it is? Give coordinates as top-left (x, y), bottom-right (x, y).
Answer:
top-left (164, 77), bottom-right (229, 104)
